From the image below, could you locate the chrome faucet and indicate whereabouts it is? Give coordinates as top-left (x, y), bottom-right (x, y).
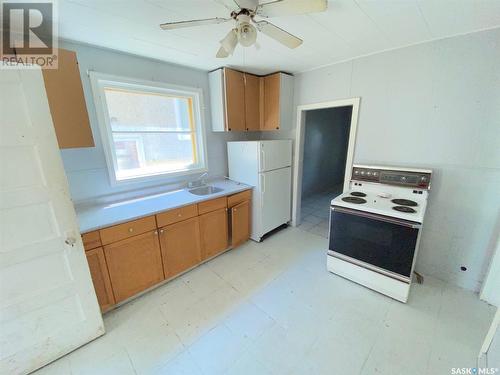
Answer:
top-left (188, 172), bottom-right (208, 188)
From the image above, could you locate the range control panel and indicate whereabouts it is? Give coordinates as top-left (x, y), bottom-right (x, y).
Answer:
top-left (352, 166), bottom-right (431, 189)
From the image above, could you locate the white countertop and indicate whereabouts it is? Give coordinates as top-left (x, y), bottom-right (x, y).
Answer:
top-left (76, 179), bottom-right (252, 233)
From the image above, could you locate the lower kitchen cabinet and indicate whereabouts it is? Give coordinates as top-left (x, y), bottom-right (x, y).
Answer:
top-left (230, 200), bottom-right (250, 247)
top-left (199, 207), bottom-right (229, 260)
top-left (85, 247), bottom-right (115, 312)
top-left (104, 230), bottom-right (164, 303)
top-left (82, 189), bottom-right (252, 313)
top-left (159, 216), bottom-right (202, 279)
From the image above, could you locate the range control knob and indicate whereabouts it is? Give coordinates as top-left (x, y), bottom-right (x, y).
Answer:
top-left (361, 171), bottom-right (365, 176)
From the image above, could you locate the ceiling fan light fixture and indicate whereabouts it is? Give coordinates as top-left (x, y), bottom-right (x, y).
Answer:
top-left (220, 28), bottom-right (238, 55)
top-left (237, 22), bottom-right (257, 47)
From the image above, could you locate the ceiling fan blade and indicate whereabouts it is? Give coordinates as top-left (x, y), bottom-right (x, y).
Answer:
top-left (160, 17), bottom-right (230, 30)
top-left (216, 46), bottom-right (230, 58)
top-left (214, 0), bottom-right (240, 11)
top-left (257, 0), bottom-right (327, 18)
top-left (256, 21), bottom-right (302, 48)
top-left (233, 0), bottom-right (259, 11)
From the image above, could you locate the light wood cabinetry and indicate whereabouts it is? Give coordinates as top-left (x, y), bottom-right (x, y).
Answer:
top-left (263, 73), bottom-right (280, 130)
top-left (42, 48), bottom-right (94, 149)
top-left (104, 230), bottom-right (164, 303)
top-left (199, 208), bottom-right (229, 260)
top-left (230, 200), bottom-right (251, 247)
top-left (198, 196), bottom-right (227, 215)
top-left (209, 68), bottom-right (293, 132)
top-left (244, 73), bottom-right (261, 131)
top-left (156, 204), bottom-right (198, 227)
top-left (85, 247), bottom-right (115, 312)
top-left (81, 189), bottom-right (251, 312)
top-left (100, 216), bottom-right (156, 245)
top-left (227, 189), bottom-right (252, 208)
top-left (82, 230), bottom-right (102, 251)
top-left (224, 68), bottom-right (246, 131)
top-left (262, 72), bottom-right (294, 131)
top-left (159, 217), bottom-right (202, 279)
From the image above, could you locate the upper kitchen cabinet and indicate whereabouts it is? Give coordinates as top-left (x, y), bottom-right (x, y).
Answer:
top-left (244, 72), bottom-right (261, 131)
top-left (224, 68), bottom-right (246, 131)
top-left (262, 72), bottom-right (294, 131)
top-left (210, 67), bottom-right (248, 131)
top-left (209, 67), bottom-right (293, 132)
top-left (42, 48), bottom-right (94, 148)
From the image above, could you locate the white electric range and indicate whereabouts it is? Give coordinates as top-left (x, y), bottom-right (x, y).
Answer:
top-left (327, 164), bottom-right (432, 303)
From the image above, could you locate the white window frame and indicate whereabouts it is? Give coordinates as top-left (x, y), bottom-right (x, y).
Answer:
top-left (89, 72), bottom-right (208, 186)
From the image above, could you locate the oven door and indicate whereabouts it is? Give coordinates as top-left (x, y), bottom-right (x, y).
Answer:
top-left (328, 206), bottom-right (421, 279)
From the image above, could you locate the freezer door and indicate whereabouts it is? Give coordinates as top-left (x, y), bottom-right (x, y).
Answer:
top-left (259, 140), bottom-right (292, 172)
top-left (260, 167), bottom-right (292, 235)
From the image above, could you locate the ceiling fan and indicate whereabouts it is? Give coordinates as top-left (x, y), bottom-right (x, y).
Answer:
top-left (159, 0), bottom-right (328, 58)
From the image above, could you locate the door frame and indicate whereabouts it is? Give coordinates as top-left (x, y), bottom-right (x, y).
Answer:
top-left (291, 98), bottom-right (360, 226)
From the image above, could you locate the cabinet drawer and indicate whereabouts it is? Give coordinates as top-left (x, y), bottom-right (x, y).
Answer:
top-left (100, 216), bottom-right (156, 245)
top-left (82, 230), bottom-right (102, 251)
top-left (156, 204), bottom-right (198, 227)
top-left (227, 189), bottom-right (252, 208)
top-left (198, 197), bottom-right (227, 215)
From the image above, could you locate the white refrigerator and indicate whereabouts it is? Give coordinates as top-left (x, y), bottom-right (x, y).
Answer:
top-left (227, 140), bottom-right (292, 241)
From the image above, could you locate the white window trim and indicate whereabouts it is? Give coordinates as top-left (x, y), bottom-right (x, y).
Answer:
top-left (89, 72), bottom-right (208, 186)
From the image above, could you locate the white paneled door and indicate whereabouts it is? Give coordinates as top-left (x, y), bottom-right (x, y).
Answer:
top-left (0, 67), bottom-right (104, 374)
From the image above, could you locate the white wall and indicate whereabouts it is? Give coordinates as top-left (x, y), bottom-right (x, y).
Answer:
top-left (293, 28), bottom-right (500, 291)
top-left (59, 40), bottom-right (256, 203)
top-left (481, 237), bottom-right (500, 307)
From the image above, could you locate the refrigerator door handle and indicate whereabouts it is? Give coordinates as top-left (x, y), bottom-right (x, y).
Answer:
top-left (260, 174), bottom-right (265, 208)
top-left (260, 147), bottom-right (266, 172)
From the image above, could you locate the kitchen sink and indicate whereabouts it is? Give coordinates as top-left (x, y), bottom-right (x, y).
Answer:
top-left (188, 185), bottom-right (224, 196)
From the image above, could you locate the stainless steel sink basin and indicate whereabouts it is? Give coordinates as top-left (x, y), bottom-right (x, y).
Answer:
top-left (188, 185), bottom-right (224, 196)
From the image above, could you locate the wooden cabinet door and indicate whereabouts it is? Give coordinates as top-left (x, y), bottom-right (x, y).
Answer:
top-left (244, 73), bottom-right (261, 131)
top-left (263, 73), bottom-right (281, 130)
top-left (85, 247), bottom-right (115, 312)
top-left (199, 208), bottom-right (229, 260)
top-left (224, 68), bottom-right (246, 131)
top-left (104, 230), bottom-right (164, 303)
top-left (231, 200), bottom-right (250, 247)
top-left (159, 217), bottom-right (202, 279)
top-left (42, 49), bottom-right (94, 148)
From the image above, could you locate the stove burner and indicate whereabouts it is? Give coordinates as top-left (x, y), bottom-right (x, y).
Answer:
top-left (350, 192), bottom-right (366, 197)
top-left (342, 197), bottom-right (367, 204)
top-left (393, 206), bottom-right (416, 213)
top-left (391, 199), bottom-right (418, 207)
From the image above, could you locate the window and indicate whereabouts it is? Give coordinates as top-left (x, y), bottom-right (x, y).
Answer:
top-left (90, 72), bottom-right (207, 184)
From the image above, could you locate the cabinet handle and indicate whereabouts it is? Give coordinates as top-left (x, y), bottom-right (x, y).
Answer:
top-left (160, 229), bottom-right (165, 234)
top-left (234, 208), bottom-right (237, 212)
top-left (128, 228), bottom-right (134, 233)
top-left (178, 213), bottom-right (182, 217)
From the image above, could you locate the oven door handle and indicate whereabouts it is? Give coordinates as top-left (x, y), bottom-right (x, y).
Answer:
top-left (331, 206), bottom-right (422, 229)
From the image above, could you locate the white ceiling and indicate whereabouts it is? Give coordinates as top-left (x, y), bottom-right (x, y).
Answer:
top-left (59, 0), bottom-right (500, 75)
